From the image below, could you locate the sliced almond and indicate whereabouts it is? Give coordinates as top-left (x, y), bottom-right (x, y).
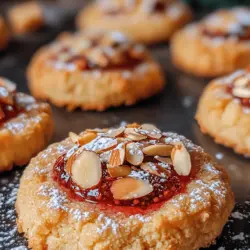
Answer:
top-left (234, 77), bottom-right (248, 87)
top-left (155, 156), bottom-right (173, 165)
top-left (70, 151), bottom-right (102, 189)
top-left (143, 144), bottom-right (173, 156)
top-left (109, 144), bottom-right (125, 166)
top-left (126, 123), bottom-right (140, 128)
top-left (139, 123), bottom-right (162, 139)
top-left (104, 126), bottom-right (125, 138)
top-left (124, 128), bottom-right (147, 141)
top-left (83, 137), bottom-right (117, 153)
top-left (171, 143), bottom-right (191, 176)
top-left (141, 162), bottom-right (169, 178)
top-left (69, 132), bottom-right (80, 144)
top-left (125, 142), bottom-right (144, 166)
top-left (111, 177), bottom-right (153, 200)
top-left (0, 78), bottom-right (16, 92)
top-left (69, 132), bottom-right (97, 145)
top-left (232, 87), bottom-right (250, 98)
top-left (107, 164), bottom-right (131, 177)
top-left (86, 128), bottom-right (108, 134)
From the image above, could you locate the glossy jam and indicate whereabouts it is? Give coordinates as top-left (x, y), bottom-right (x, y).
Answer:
top-left (53, 151), bottom-right (201, 212)
top-left (227, 85), bottom-right (250, 107)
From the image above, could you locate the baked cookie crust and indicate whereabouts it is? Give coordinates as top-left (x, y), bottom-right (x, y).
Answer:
top-left (171, 7), bottom-right (250, 77)
top-left (0, 16), bottom-right (9, 50)
top-left (196, 69), bottom-right (250, 156)
top-left (27, 31), bottom-right (165, 111)
top-left (7, 1), bottom-right (44, 35)
top-left (16, 124), bottom-right (234, 250)
top-left (76, 0), bottom-right (192, 44)
top-left (0, 78), bottom-right (54, 172)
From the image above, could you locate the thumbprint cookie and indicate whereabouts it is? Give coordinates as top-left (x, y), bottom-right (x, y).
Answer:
top-left (16, 123), bottom-right (234, 250)
top-left (27, 31), bottom-right (164, 111)
top-left (7, 1), bottom-right (44, 35)
top-left (171, 7), bottom-right (250, 77)
top-left (0, 77), bottom-right (54, 172)
top-left (196, 68), bottom-right (250, 156)
top-left (76, 0), bottom-right (192, 44)
top-left (0, 16), bottom-right (9, 50)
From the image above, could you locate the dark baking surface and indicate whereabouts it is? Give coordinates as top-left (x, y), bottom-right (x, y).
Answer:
top-left (0, 4), bottom-right (250, 250)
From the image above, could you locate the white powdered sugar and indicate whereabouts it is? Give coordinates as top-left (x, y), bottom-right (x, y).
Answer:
top-left (83, 137), bottom-right (117, 152)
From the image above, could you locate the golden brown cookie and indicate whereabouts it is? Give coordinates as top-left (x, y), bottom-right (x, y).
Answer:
top-left (0, 77), bottom-right (54, 172)
top-left (171, 7), bottom-right (250, 77)
top-left (0, 16), bottom-right (9, 50)
top-left (27, 31), bottom-right (165, 111)
top-left (7, 1), bottom-right (44, 35)
top-left (77, 0), bottom-right (192, 44)
top-left (16, 123), bottom-right (234, 250)
top-left (196, 68), bottom-right (250, 155)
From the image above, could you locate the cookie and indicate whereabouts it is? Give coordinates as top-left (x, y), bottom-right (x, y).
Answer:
top-left (76, 0), bottom-right (192, 44)
top-left (0, 77), bottom-right (54, 172)
top-left (27, 31), bottom-right (165, 111)
top-left (16, 123), bottom-right (234, 250)
top-left (196, 68), bottom-right (250, 155)
top-left (171, 7), bottom-right (250, 77)
top-left (0, 16), bottom-right (9, 50)
top-left (7, 1), bottom-right (44, 35)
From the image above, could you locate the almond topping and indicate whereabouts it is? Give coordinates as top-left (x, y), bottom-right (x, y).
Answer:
top-left (109, 144), bottom-right (125, 166)
top-left (69, 132), bottom-right (97, 145)
top-left (69, 132), bottom-right (80, 144)
top-left (104, 126), bottom-right (125, 138)
top-left (125, 142), bottom-right (144, 166)
top-left (232, 87), bottom-right (250, 98)
top-left (171, 143), bottom-right (191, 176)
top-left (70, 151), bottom-right (102, 189)
top-left (139, 123), bottom-right (162, 139)
top-left (107, 164), bottom-right (131, 177)
top-left (155, 156), bottom-right (173, 165)
top-left (234, 77), bottom-right (248, 87)
top-left (143, 144), bottom-right (173, 156)
top-left (140, 162), bottom-right (167, 177)
top-left (83, 137), bottom-right (117, 153)
top-left (111, 177), bottom-right (153, 200)
top-left (124, 128), bottom-right (147, 141)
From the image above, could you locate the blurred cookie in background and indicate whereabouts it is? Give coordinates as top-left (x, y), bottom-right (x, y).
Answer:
top-left (7, 1), bottom-right (44, 35)
top-left (171, 7), bottom-right (250, 77)
top-left (0, 16), bottom-right (9, 50)
top-left (76, 0), bottom-right (192, 44)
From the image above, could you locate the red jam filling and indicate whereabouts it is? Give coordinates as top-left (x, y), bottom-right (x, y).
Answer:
top-left (52, 151), bottom-right (200, 213)
top-left (0, 104), bottom-right (22, 125)
top-left (227, 84), bottom-right (250, 107)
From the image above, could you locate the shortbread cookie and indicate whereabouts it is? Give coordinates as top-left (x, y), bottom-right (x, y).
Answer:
top-left (0, 16), bottom-right (9, 50)
top-left (196, 69), bottom-right (250, 155)
top-left (16, 123), bottom-right (234, 250)
top-left (0, 77), bottom-right (54, 172)
top-left (27, 31), bottom-right (165, 111)
top-left (8, 1), bottom-right (44, 35)
top-left (171, 7), bottom-right (250, 77)
top-left (77, 0), bottom-right (192, 44)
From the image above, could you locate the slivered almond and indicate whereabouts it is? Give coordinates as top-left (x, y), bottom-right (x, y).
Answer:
top-left (141, 162), bottom-right (169, 178)
top-left (232, 87), bottom-right (250, 98)
top-left (69, 132), bottom-right (97, 145)
top-left (107, 164), bottom-right (131, 177)
top-left (111, 177), bottom-right (153, 200)
top-left (171, 143), bottom-right (191, 176)
top-left (70, 151), bottom-right (102, 189)
top-left (234, 77), bottom-right (248, 87)
top-left (83, 137), bottom-right (117, 153)
top-left (104, 126), bottom-right (125, 138)
top-left (125, 142), bottom-right (144, 166)
top-left (143, 144), bottom-right (173, 156)
top-left (139, 123), bottom-right (162, 139)
top-left (109, 144), bottom-right (125, 166)
top-left (155, 156), bottom-right (173, 165)
top-left (124, 128), bottom-right (147, 141)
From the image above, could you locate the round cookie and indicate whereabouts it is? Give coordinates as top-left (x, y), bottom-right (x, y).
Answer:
top-left (171, 7), bottom-right (250, 77)
top-left (27, 31), bottom-right (165, 111)
top-left (0, 77), bottom-right (54, 172)
top-left (0, 16), bottom-right (9, 50)
top-left (76, 0), bottom-right (192, 44)
top-left (196, 68), bottom-right (250, 156)
top-left (16, 123), bottom-right (234, 250)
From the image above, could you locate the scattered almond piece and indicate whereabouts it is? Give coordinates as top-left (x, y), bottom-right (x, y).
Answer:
top-left (140, 123), bottom-right (162, 139)
top-left (155, 156), bottom-right (173, 165)
top-left (143, 144), bottom-right (173, 156)
top-left (107, 164), bottom-right (131, 177)
top-left (171, 143), bottom-right (191, 176)
top-left (104, 126), bottom-right (125, 138)
top-left (83, 137), bottom-right (117, 153)
top-left (69, 132), bottom-right (80, 144)
top-left (125, 142), bottom-right (144, 165)
top-left (70, 150), bottom-right (102, 189)
top-left (232, 87), bottom-right (250, 98)
top-left (109, 144), bottom-right (125, 166)
top-left (234, 77), bottom-right (248, 87)
top-left (78, 132), bottom-right (97, 145)
top-left (111, 177), bottom-right (153, 200)
top-left (124, 128), bottom-right (147, 141)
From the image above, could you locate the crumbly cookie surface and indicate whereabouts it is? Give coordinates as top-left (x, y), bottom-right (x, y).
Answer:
top-left (171, 7), bottom-right (250, 77)
top-left (7, 1), bottom-right (44, 35)
top-left (0, 16), bottom-right (9, 50)
top-left (27, 31), bottom-right (165, 111)
top-left (76, 0), bottom-right (192, 44)
top-left (16, 123), bottom-right (234, 250)
top-left (196, 68), bottom-right (250, 155)
top-left (0, 77), bottom-right (54, 171)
